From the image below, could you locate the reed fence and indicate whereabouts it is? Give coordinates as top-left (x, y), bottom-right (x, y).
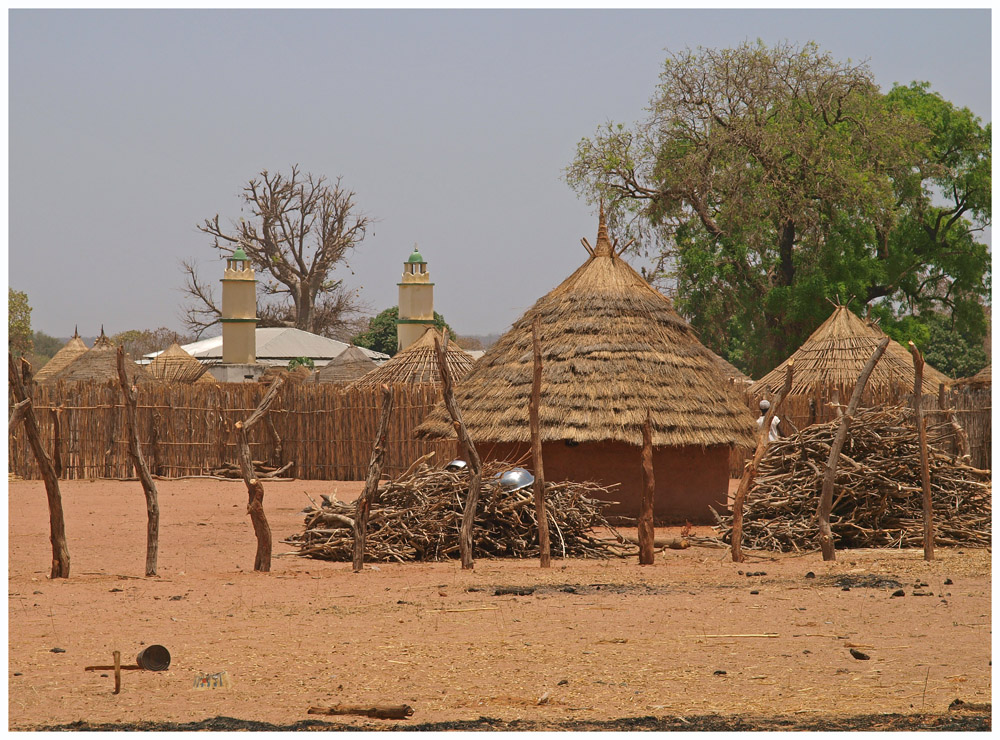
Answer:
top-left (9, 381), bottom-right (457, 481)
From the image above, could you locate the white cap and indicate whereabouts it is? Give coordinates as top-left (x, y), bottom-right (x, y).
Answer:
top-left (759, 399), bottom-right (771, 411)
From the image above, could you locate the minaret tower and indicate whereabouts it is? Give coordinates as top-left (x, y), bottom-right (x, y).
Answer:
top-left (396, 246), bottom-right (435, 352)
top-left (220, 247), bottom-right (258, 364)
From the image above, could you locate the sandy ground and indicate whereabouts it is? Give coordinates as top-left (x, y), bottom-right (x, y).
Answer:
top-left (8, 478), bottom-right (991, 730)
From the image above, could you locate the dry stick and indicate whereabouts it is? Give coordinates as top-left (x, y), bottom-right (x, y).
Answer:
top-left (530, 317), bottom-right (551, 568)
top-left (816, 337), bottom-right (889, 561)
top-left (938, 382), bottom-right (970, 460)
top-left (638, 411), bottom-right (656, 565)
top-left (307, 704), bottom-right (414, 720)
top-left (234, 378), bottom-right (284, 572)
top-left (909, 342), bottom-right (934, 561)
top-left (731, 360), bottom-right (794, 563)
top-left (8, 354), bottom-right (70, 578)
top-left (116, 347), bottom-right (160, 577)
top-left (113, 650), bottom-right (121, 695)
top-left (353, 384), bottom-right (394, 573)
top-left (434, 331), bottom-right (483, 570)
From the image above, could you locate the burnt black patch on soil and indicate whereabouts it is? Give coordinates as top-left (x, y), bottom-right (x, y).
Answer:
top-left (27, 712), bottom-right (990, 732)
top-left (830, 574), bottom-right (903, 590)
top-left (482, 582), bottom-right (673, 597)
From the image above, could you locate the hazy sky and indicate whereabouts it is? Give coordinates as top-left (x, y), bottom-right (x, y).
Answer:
top-left (8, 9), bottom-right (992, 340)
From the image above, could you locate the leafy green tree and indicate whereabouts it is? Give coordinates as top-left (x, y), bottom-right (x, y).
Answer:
top-left (111, 328), bottom-right (193, 358)
top-left (351, 307), bottom-right (453, 357)
top-left (567, 41), bottom-right (990, 377)
top-left (287, 356), bottom-right (315, 371)
top-left (29, 330), bottom-right (65, 371)
top-left (874, 307), bottom-right (988, 380)
top-left (8, 288), bottom-right (32, 358)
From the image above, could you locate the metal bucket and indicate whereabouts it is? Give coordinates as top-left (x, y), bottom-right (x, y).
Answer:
top-left (136, 644), bottom-right (171, 671)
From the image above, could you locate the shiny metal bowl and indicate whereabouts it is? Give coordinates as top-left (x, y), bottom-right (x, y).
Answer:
top-left (494, 467), bottom-right (534, 493)
top-left (445, 459), bottom-right (468, 472)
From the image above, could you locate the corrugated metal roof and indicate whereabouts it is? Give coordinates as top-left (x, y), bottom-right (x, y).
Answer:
top-left (144, 328), bottom-right (389, 366)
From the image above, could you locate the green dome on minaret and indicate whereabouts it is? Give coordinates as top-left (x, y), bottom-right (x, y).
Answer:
top-left (407, 247), bottom-right (425, 263)
top-left (232, 247), bottom-right (249, 261)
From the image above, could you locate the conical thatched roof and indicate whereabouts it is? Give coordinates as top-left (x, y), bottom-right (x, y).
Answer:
top-left (146, 343), bottom-right (211, 384)
top-left (349, 328), bottom-right (475, 389)
top-left (51, 329), bottom-right (151, 385)
top-left (751, 305), bottom-right (951, 399)
top-left (314, 345), bottom-right (377, 384)
top-left (416, 214), bottom-right (756, 447)
top-left (34, 329), bottom-right (88, 384)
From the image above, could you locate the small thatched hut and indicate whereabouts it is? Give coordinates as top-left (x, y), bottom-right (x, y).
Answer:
top-left (33, 328), bottom-right (88, 384)
top-left (50, 329), bottom-right (151, 385)
top-left (313, 345), bottom-right (377, 384)
top-left (751, 305), bottom-right (951, 430)
top-left (349, 327), bottom-right (475, 389)
top-left (417, 212), bottom-right (756, 523)
top-left (146, 343), bottom-right (214, 384)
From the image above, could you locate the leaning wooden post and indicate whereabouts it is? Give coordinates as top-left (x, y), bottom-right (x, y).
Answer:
top-left (638, 411), bottom-right (655, 565)
top-left (234, 378), bottom-right (284, 572)
top-left (434, 331), bottom-right (483, 570)
top-left (8, 354), bottom-right (70, 578)
top-left (116, 347), bottom-right (160, 576)
top-left (50, 405), bottom-right (63, 479)
top-left (530, 317), bottom-right (551, 568)
top-left (909, 342), bottom-right (935, 561)
top-left (816, 337), bottom-right (889, 561)
top-left (353, 384), bottom-right (394, 573)
top-left (731, 360), bottom-right (793, 563)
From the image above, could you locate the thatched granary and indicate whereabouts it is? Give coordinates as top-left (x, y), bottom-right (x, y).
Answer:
top-left (33, 328), bottom-right (88, 384)
top-left (50, 329), bottom-right (151, 385)
top-left (313, 345), bottom-right (377, 384)
top-left (751, 305), bottom-right (952, 430)
top-left (146, 343), bottom-right (214, 384)
top-left (416, 213), bottom-right (756, 524)
top-left (348, 327), bottom-right (475, 389)
top-left (949, 364), bottom-right (991, 470)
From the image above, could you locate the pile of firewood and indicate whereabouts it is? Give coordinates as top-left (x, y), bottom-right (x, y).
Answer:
top-left (717, 406), bottom-right (991, 552)
top-left (285, 460), bottom-right (631, 562)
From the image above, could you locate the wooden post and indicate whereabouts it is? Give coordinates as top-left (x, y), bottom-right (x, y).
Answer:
top-left (530, 318), bottom-right (551, 568)
top-left (731, 361), bottom-right (793, 563)
top-left (51, 405), bottom-right (63, 479)
top-left (909, 342), bottom-right (934, 561)
top-left (113, 650), bottom-right (121, 695)
top-left (434, 331), bottom-right (483, 570)
top-left (234, 378), bottom-right (284, 572)
top-left (938, 382), bottom-right (970, 460)
top-left (816, 337), bottom-right (889, 561)
top-left (353, 384), bottom-right (394, 573)
top-left (638, 411), bottom-right (655, 565)
top-left (8, 354), bottom-right (70, 578)
top-left (116, 347), bottom-right (160, 577)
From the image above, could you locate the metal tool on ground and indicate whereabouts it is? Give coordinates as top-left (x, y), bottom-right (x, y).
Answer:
top-left (84, 645), bottom-right (171, 694)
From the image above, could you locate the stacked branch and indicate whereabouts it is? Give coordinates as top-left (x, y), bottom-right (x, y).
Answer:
top-left (286, 460), bottom-right (631, 562)
top-left (716, 405), bottom-right (991, 552)
top-left (208, 461), bottom-right (293, 479)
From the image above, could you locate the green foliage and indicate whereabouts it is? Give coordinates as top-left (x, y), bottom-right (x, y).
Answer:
top-left (111, 328), bottom-right (191, 359)
top-left (8, 289), bottom-right (32, 358)
top-left (567, 41), bottom-right (991, 378)
top-left (351, 307), bottom-right (454, 357)
top-left (873, 306), bottom-right (988, 380)
top-left (31, 331), bottom-right (63, 361)
top-left (288, 356), bottom-right (315, 371)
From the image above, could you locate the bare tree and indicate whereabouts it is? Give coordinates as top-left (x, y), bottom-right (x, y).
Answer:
top-left (181, 166), bottom-right (372, 338)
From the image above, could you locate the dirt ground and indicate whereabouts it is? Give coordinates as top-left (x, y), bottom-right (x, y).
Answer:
top-left (8, 478), bottom-right (992, 731)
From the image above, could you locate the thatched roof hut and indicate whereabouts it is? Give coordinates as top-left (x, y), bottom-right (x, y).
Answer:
top-left (417, 211), bottom-right (755, 523)
top-left (949, 363), bottom-right (991, 470)
top-left (313, 345), bottom-right (377, 384)
top-left (750, 305), bottom-right (952, 430)
top-left (33, 328), bottom-right (88, 384)
top-left (953, 363), bottom-right (990, 389)
top-left (50, 329), bottom-right (151, 385)
top-left (146, 343), bottom-right (213, 384)
top-left (348, 328), bottom-right (474, 389)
